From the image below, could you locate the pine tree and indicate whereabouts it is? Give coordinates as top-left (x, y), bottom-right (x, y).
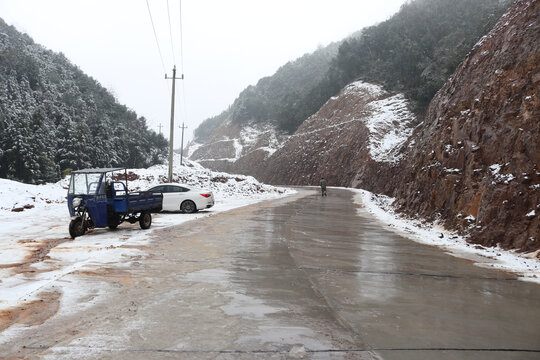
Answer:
top-left (0, 17), bottom-right (169, 183)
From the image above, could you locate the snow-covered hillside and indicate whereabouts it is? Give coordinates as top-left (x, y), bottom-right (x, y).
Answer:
top-left (301, 81), bottom-right (415, 164)
top-left (187, 120), bottom-right (289, 176)
top-left (188, 122), bottom-right (286, 163)
top-left (259, 80), bottom-right (417, 188)
top-left (0, 158), bottom-right (291, 214)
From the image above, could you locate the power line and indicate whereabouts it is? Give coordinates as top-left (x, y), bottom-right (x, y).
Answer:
top-left (178, 0), bottom-right (184, 74)
top-left (166, 0), bottom-right (176, 65)
top-left (145, 0), bottom-right (167, 75)
top-left (178, 0), bottom-right (188, 132)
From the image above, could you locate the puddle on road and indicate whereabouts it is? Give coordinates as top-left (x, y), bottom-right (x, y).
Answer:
top-left (237, 325), bottom-right (330, 351)
top-left (184, 268), bottom-right (232, 286)
top-left (219, 291), bottom-right (285, 319)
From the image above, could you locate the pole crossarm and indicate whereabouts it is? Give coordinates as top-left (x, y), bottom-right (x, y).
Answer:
top-left (165, 73), bottom-right (184, 80)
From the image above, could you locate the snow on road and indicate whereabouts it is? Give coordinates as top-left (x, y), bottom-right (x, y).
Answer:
top-left (0, 158), bottom-right (294, 313)
top-left (352, 189), bottom-right (540, 284)
top-left (2, 164), bottom-right (538, 332)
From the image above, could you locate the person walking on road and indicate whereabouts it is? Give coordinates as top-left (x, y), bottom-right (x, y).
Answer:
top-left (319, 177), bottom-right (327, 197)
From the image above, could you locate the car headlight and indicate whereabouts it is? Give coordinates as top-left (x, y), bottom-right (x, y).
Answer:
top-left (73, 197), bottom-right (82, 208)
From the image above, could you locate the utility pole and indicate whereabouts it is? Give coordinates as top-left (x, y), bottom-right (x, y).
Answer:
top-left (179, 122), bottom-right (187, 166)
top-left (158, 123), bottom-right (163, 134)
top-left (165, 66), bottom-right (184, 182)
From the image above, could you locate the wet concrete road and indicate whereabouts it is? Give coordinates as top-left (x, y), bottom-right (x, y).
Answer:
top-left (3, 188), bottom-right (540, 359)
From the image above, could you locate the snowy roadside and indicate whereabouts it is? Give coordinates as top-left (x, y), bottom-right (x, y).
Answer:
top-left (351, 188), bottom-right (540, 284)
top-left (0, 159), bottom-right (295, 313)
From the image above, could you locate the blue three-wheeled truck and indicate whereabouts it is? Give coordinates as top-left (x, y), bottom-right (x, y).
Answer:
top-left (67, 168), bottom-right (163, 238)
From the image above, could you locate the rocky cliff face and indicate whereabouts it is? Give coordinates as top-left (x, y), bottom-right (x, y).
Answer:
top-left (188, 81), bottom-right (417, 192)
top-left (259, 82), bottom-right (416, 191)
top-left (393, 0), bottom-right (539, 252)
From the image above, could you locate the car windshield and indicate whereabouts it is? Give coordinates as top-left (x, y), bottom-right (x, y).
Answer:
top-left (68, 173), bottom-right (104, 195)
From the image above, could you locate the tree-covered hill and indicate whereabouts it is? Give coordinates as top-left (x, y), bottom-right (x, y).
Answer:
top-left (194, 42), bottom-right (340, 140)
top-left (194, 0), bottom-right (511, 138)
top-left (0, 18), bottom-right (168, 184)
top-left (310, 0), bottom-right (512, 119)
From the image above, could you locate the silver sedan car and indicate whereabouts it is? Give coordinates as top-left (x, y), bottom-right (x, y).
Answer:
top-left (147, 183), bottom-right (214, 213)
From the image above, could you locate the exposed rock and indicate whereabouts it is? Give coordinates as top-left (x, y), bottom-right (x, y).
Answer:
top-left (10, 204), bottom-right (35, 212)
top-left (260, 82), bottom-right (416, 192)
top-left (394, 0), bottom-right (539, 252)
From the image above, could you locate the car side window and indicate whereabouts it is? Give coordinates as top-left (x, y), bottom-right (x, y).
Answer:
top-left (179, 187), bottom-right (190, 192)
top-left (151, 186), bottom-right (164, 193)
top-left (167, 185), bottom-right (181, 193)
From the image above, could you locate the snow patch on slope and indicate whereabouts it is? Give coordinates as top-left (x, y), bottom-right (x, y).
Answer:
top-left (344, 81), bottom-right (385, 98)
top-left (240, 123), bottom-right (286, 157)
top-left (184, 141), bottom-right (204, 158)
top-left (365, 93), bottom-right (415, 163)
top-left (189, 122), bottom-right (288, 163)
top-left (233, 138), bottom-right (243, 159)
top-left (348, 81), bottom-right (416, 163)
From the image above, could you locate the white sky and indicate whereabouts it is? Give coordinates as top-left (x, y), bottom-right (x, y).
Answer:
top-left (0, 0), bottom-right (408, 145)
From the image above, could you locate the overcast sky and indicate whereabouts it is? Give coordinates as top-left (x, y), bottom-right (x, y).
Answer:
top-left (0, 0), bottom-right (408, 145)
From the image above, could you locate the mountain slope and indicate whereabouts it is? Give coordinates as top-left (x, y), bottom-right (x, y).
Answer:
top-left (188, 43), bottom-right (340, 176)
top-left (260, 82), bottom-right (416, 191)
top-left (196, 0), bottom-right (539, 253)
top-left (0, 18), bottom-right (168, 184)
top-left (393, 0), bottom-right (539, 252)
top-left (190, 0), bottom-right (511, 177)
top-left (314, 0), bottom-right (512, 117)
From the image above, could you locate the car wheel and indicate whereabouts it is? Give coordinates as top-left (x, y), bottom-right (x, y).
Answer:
top-left (180, 200), bottom-right (197, 213)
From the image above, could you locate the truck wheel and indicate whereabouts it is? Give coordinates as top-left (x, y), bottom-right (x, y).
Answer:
top-left (69, 218), bottom-right (85, 238)
top-left (139, 211), bottom-right (152, 229)
top-left (181, 200), bottom-right (197, 213)
top-left (108, 214), bottom-right (121, 229)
